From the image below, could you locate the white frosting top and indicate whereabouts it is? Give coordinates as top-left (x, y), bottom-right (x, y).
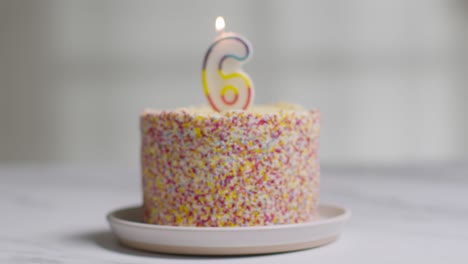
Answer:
top-left (143, 103), bottom-right (312, 116)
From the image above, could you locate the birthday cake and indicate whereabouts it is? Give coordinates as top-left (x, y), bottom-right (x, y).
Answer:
top-left (140, 17), bottom-right (320, 227)
top-left (141, 104), bottom-right (320, 227)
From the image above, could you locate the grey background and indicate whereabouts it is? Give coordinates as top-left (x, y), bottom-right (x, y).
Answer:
top-left (1, 0), bottom-right (467, 166)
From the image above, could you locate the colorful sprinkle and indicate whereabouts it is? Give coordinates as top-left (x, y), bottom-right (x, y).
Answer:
top-left (141, 105), bottom-right (321, 227)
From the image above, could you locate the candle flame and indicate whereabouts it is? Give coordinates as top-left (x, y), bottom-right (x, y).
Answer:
top-left (215, 16), bottom-right (225, 32)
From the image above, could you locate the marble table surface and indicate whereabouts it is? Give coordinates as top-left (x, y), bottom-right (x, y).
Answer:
top-left (1, 164), bottom-right (467, 263)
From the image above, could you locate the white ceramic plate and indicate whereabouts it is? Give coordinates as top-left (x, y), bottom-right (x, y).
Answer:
top-left (107, 204), bottom-right (351, 256)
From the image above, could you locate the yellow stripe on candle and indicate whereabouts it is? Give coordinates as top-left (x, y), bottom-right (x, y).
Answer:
top-left (221, 85), bottom-right (239, 96)
top-left (218, 69), bottom-right (251, 86)
top-left (202, 70), bottom-right (210, 96)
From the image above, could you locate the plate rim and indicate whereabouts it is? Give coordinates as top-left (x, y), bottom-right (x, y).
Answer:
top-left (107, 203), bottom-right (351, 232)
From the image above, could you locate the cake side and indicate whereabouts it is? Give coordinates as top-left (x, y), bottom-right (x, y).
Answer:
top-left (141, 104), bottom-right (320, 227)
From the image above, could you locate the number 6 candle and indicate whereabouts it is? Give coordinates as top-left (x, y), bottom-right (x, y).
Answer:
top-left (202, 17), bottom-right (254, 112)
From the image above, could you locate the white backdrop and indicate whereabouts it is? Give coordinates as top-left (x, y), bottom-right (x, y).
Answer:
top-left (0, 0), bottom-right (467, 165)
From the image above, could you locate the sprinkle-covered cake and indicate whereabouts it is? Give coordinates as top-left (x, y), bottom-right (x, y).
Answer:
top-left (140, 103), bottom-right (320, 227)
